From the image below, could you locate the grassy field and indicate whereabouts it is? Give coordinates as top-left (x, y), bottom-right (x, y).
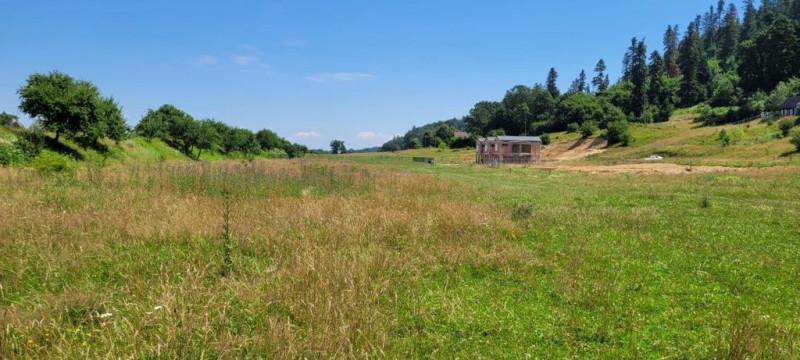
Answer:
top-left (1, 158), bottom-right (799, 358)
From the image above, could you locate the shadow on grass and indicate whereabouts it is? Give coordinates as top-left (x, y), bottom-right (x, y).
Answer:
top-left (778, 149), bottom-right (799, 158)
top-left (45, 136), bottom-right (85, 161)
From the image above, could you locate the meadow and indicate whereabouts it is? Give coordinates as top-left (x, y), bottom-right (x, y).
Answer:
top-left (1, 159), bottom-right (799, 358)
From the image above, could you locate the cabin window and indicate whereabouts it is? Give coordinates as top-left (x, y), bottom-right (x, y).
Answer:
top-left (522, 144), bottom-right (532, 153)
top-left (512, 144), bottom-right (520, 153)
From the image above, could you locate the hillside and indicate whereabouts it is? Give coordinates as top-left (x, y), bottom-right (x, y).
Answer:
top-left (342, 109), bottom-right (800, 168)
top-left (0, 127), bottom-right (289, 172)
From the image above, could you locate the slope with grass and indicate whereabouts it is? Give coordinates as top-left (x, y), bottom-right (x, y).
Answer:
top-left (347, 109), bottom-right (800, 169)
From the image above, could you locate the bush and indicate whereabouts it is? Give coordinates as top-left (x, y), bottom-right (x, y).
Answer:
top-left (718, 129), bottom-right (732, 147)
top-left (30, 151), bottom-right (78, 175)
top-left (779, 118), bottom-right (795, 137)
top-left (791, 133), bottom-right (800, 152)
top-left (540, 133), bottom-right (551, 145)
top-left (16, 130), bottom-right (45, 159)
top-left (605, 120), bottom-right (632, 146)
top-left (0, 144), bottom-right (24, 166)
top-left (579, 121), bottom-right (598, 138)
top-left (567, 123), bottom-right (580, 133)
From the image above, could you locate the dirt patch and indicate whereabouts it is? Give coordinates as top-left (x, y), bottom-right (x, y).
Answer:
top-left (543, 137), bottom-right (607, 162)
top-left (531, 163), bottom-right (746, 175)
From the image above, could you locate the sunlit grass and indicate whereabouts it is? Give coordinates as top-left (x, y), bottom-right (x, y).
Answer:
top-left (1, 159), bottom-right (799, 358)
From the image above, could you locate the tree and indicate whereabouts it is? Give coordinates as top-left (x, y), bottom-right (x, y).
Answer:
top-left (410, 138), bottom-right (422, 149)
top-left (678, 20), bottom-right (705, 106)
top-left (0, 112), bottom-right (21, 128)
top-left (630, 39), bottom-right (649, 119)
top-left (738, 16), bottom-right (800, 93)
top-left (435, 124), bottom-right (455, 145)
top-left (592, 59), bottom-right (609, 92)
top-left (97, 97), bottom-right (129, 143)
top-left (663, 25), bottom-right (681, 77)
top-left (622, 37), bottom-right (639, 80)
top-left (465, 101), bottom-right (503, 136)
top-left (330, 140), bottom-right (346, 154)
top-left (161, 106), bottom-right (198, 156)
top-left (569, 70), bottom-right (588, 94)
top-left (718, 3), bottom-right (740, 62)
top-left (740, 0), bottom-right (759, 41)
top-left (546, 68), bottom-right (560, 98)
top-left (18, 71), bottom-right (107, 143)
top-left (192, 119), bottom-right (222, 159)
top-left (256, 129), bottom-right (282, 150)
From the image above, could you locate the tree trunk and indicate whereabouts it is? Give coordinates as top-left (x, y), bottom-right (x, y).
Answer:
top-left (54, 131), bottom-right (60, 143)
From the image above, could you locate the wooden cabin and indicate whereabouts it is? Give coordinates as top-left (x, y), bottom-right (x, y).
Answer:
top-left (780, 96), bottom-right (800, 117)
top-left (476, 136), bottom-right (542, 164)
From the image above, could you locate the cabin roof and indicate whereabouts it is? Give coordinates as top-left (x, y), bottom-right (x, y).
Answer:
top-left (780, 96), bottom-right (800, 109)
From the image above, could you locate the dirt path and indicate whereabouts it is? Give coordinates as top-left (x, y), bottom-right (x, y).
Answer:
top-left (542, 137), bottom-right (607, 161)
top-left (530, 163), bottom-right (746, 175)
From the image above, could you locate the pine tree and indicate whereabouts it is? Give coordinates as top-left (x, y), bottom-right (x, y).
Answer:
top-left (759, 0), bottom-right (776, 29)
top-left (568, 70), bottom-right (588, 94)
top-left (678, 20), bottom-right (704, 105)
top-left (622, 37), bottom-right (638, 80)
top-left (702, 6), bottom-right (718, 56)
top-left (741, 0), bottom-right (759, 41)
top-left (718, 3), bottom-right (740, 62)
top-left (664, 25), bottom-right (681, 77)
top-left (631, 40), bottom-right (649, 119)
top-left (592, 59), bottom-right (609, 92)
top-left (546, 68), bottom-right (560, 98)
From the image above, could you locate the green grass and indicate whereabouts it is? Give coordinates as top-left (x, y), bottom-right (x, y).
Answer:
top-left (1, 159), bottom-right (799, 358)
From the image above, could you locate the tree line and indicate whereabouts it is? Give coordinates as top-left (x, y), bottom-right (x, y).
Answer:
top-left (383, 0), bottom-right (800, 152)
top-left (1, 71), bottom-right (306, 163)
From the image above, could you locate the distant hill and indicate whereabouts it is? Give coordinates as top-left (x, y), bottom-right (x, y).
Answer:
top-left (381, 118), bottom-right (466, 151)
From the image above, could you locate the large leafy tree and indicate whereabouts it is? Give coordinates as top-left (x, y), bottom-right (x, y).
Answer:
top-left (0, 112), bottom-right (22, 128)
top-left (192, 119), bottom-right (221, 159)
top-left (465, 101), bottom-right (503, 136)
top-left (18, 71), bottom-right (121, 145)
top-left (330, 140), bottom-right (346, 154)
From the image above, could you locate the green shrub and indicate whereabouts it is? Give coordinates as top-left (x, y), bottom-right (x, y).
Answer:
top-left (779, 118), bottom-right (795, 137)
top-left (791, 133), bottom-right (800, 152)
top-left (579, 121), bottom-right (598, 138)
top-left (718, 129), bottom-right (732, 147)
top-left (605, 120), bottom-right (632, 146)
top-left (540, 133), bottom-right (551, 145)
top-left (30, 151), bottom-right (78, 175)
top-left (16, 129), bottom-right (45, 159)
top-left (0, 144), bottom-right (24, 166)
top-left (567, 123), bottom-right (580, 133)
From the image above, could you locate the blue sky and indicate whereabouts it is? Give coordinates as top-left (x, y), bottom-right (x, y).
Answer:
top-left (2, 0), bottom-right (712, 149)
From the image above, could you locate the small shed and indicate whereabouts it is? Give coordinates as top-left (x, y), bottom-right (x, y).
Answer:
top-left (476, 136), bottom-right (542, 164)
top-left (780, 96), bottom-right (800, 117)
top-left (453, 131), bottom-right (470, 139)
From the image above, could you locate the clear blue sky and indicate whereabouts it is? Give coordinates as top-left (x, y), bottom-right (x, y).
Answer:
top-left (2, 0), bottom-right (713, 149)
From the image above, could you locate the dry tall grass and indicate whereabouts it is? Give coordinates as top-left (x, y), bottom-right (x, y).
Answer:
top-left (0, 160), bottom-right (526, 358)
